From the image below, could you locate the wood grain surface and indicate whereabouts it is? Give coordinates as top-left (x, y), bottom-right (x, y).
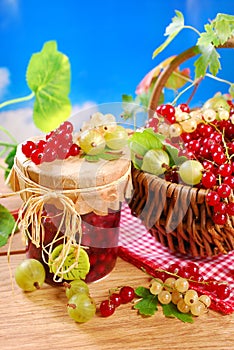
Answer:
top-left (0, 162), bottom-right (233, 350)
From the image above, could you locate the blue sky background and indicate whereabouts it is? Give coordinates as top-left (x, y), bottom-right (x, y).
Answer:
top-left (0, 0), bottom-right (233, 141)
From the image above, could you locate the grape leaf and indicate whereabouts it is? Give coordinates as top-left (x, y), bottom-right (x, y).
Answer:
top-left (134, 287), bottom-right (158, 316)
top-left (152, 10), bottom-right (184, 58)
top-left (215, 19), bottom-right (231, 45)
top-left (194, 44), bottom-right (221, 78)
top-left (162, 303), bottom-right (194, 323)
top-left (197, 24), bottom-right (219, 47)
top-left (26, 41), bottom-right (71, 133)
top-left (0, 204), bottom-right (16, 247)
top-left (214, 13), bottom-right (234, 45)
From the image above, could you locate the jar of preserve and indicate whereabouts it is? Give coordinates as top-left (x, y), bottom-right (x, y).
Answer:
top-left (9, 122), bottom-right (132, 285)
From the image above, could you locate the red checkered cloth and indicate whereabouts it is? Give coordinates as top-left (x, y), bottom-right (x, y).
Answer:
top-left (118, 202), bottom-right (234, 314)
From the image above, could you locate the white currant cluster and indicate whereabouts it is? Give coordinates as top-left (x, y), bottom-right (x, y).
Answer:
top-left (150, 276), bottom-right (211, 317)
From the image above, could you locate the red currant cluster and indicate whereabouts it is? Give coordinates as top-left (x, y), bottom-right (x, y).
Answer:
top-left (146, 99), bottom-right (234, 225)
top-left (21, 121), bottom-right (80, 165)
top-left (99, 286), bottom-right (135, 317)
top-left (155, 262), bottom-right (231, 301)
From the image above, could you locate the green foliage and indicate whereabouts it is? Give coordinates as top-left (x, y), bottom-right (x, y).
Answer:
top-left (162, 303), bottom-right (194, 323)
top-left (0, 204), bottom-right (16, 247)
top-left (152, 10), bottom-right (184, 58)
top-left (134, 287), bottom-right (158, 316)
top-left (83, 150), bottom-right (123, 162)
top-left (26, 41), bottom-right (71, 132)
top-left (152, 10), bottom-right (234, 86)
top-left (134, 286), bottom-right (194, 323)
top-left (129, 128), bottom-right (186, 170)
top-left (4, 146), bottom-right (17, 179)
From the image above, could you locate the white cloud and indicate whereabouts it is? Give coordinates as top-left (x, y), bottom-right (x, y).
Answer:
top-left (0, 107), bottom-right (40, 143)
top-left (0, 67), bottom-right (10, 98)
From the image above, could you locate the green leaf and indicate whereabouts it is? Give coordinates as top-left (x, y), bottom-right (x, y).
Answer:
top-left (0, 204), bottom-right (16, 247)
top-left (214, 13), bottom-right (234, 45)
top-left (129, 129), bottom-right (164, 155)
top-left (162, 303), bottom-right (194, 323)
top-left (122, 94), bottom-right (134, 103)
top-left (165, 10), bottom-right (184, 36)
top-left (215, 19), bottom-right (231, 45)
top-left (26, 41), bottom-right (71, 132)
top-left (99, 151), bottom-right (123, 161)
top-left (134, 287), bottom-right (158, 316)
top-left (152, 10), bottom-right (184, 58)
top-left (163, 143), bottom-right (187, 167)
top-left (84, 154), bottom-right (100, 162)
top-left (194, 44), bottom-right (221, 78)
top-left (197, 24), bottom-right (219, 47)
top-left (4, 146), bottom-right (17, 180)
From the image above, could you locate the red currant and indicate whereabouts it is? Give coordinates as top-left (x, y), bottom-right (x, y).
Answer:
top-left (218, 163), bottom-right (232, 177)
top-left (168, 262), bottom-right (182, 275)
top-left (198, 124), bottom-right (213, 138)
top-left (59, 121), bottom-right (74, 133)
top-left (22, 140), bottom-right (36, 158)
top-left (159, 104), bottom-right (176, 124)
top-left (109, 293), bottom-right (122, 307)
top-left (217, 184), bottom-right (231, 198)
top-left (213, 151), bottom-right (227, 165)
top-left (223, 176), bottom-right (234, 189)
top-left (213, 212), bottom-right (227, 225)
top-left (99, 300), bottom-right (116, 317)
top-left (226, 202), bottom-right (234, 216)
top-left (201, 171), bottom-right (216, 189)
top-left (36, 140), bottom-right (47, 152)
top-left (119, 286), bottom-right (135, 304)
top-left (178, 103), bottom-right (190, 113)
top-left (68, 143), bottom-right (81, 157)
top-left (202, 160), bottom-right (215, 173)
top-left (215, 284), bottom-right (231, 300)
top-left (206, 191), bottom-right (220, 206)
top-left (30, 149), bottom-right (43, 165)
top-left (213, 202), bottom-right (226, 214)
top-left (184, 262), bottom-right (200, 279)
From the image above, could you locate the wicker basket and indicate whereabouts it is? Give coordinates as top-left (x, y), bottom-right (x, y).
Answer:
top-left (128, 38), bottom-right (234, 257)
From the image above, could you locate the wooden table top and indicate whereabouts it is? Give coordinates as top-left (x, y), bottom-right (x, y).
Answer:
top-left (0, 163), bottom-right (233, 350)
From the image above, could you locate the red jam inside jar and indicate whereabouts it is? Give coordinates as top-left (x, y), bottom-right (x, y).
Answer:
top-left (26, 204), bottom-right (121, 285)
top-left (81, 210), bottom-right (120, 283)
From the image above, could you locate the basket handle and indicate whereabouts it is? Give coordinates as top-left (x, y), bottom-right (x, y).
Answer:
top-left (149, 37), bottom-right (234, 114)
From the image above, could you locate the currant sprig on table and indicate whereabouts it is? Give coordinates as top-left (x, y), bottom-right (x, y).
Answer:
top-left (14, 258), bottom-right (232, 323)
top-left (133, 261), bottom-right (232, 323)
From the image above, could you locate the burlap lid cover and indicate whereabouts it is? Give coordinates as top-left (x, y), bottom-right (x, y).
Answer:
top-left (9, 138), bottom-right (132, 216)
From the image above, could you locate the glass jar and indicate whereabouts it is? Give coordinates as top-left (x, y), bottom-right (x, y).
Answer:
top-left (11, 136), bottom-right (132, 286)
top-left (26, 203), bottom-right (121, 284)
